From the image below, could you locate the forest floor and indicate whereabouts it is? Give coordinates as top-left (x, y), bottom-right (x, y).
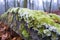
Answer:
top-left (51, 10), bottom-right (60, 15)
top-left (0, 21), bottom-right (23, 40)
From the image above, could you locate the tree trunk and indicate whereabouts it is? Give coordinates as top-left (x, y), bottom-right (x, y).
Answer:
top-left (6, 0), bottom-right (9, 10)
top-left (42, 0), bottom-right (46, 12)
top-left (57, 0), bottom-right (60, 10)
top-left (23, 0), bottom-right (27, 8)
top-left (14, 0), bottom-right (16, 7)
top-left (4, 0), bottom-right (7, 12)
top-left (17, 0), bottom-right (20, 7)
top-left (49, 0), bottom-right (52, 13)
top-left (29, 0), bottom-right (31, 9)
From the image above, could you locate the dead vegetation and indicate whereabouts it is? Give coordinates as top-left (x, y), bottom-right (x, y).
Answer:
top-left (0, 21), bottom-right (22, 40)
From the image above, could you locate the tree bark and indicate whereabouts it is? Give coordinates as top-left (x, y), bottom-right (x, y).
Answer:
top-left (57, 0), bottom-right (60, 10)
top-left (42, 0), bottom-right (46, 12)
top-left (17, 0), bottom-right (20, 7)
top-left (49, 0), bottom-right (52, 13)
top-left (14, 0), bottom-right (16, 7)
top-left (23, 0), bottom-right (27, 8)
top-left (6, 0), bottom-right (9, 10)
top-left (4, 0), bottom-right (7, 12)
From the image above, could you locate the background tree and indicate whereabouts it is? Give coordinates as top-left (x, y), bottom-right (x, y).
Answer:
top-left (14, 0), bottom-right (16, 7)
top-left (49, 0), bottom-right (52, 13)
top-left (4, 0), bottom-right (9, 12)
top-left (6, 0), bottom-right (9, 10)
top-left (57, 0), bottom-right (60, 10)
top-left (17, 0), bottom-right (20, 7)
top-left (31, 0), bottom-right (34, 10)
top-left (4, 0), bottom-right (7, 12)
top-left (23, 0), bottom-right (27, 8)
top-left (29, 0), bottom-right (31, 9)
top-left (42, 0), bottom-right (46, 12)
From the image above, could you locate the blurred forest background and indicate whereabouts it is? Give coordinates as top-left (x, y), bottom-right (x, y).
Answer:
top-left (0, 0), bottom-right (60, 14)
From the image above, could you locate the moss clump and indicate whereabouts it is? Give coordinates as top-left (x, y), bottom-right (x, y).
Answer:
top-left (1, 7), bottom-right (60, 40)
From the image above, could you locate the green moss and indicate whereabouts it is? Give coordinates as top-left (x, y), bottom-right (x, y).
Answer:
top-left (1, 7), bottom-right (60, 40)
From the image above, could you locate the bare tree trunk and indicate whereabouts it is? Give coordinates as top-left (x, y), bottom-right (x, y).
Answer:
top-left (49, 0), bottom-right (52, 13)
top-left (14, 0), bottom-right (16, 7)
top-left (23, 0), bottom-right (27, 8)
top-left (42, 0), bottom-right (46, 12)
top-left (57, 0), bottom-right (60, 10)
top-left (32, 0), bottom-right (34, 10)
top-left (6, 0), bottom-right (9, 10)
top-left (29, 0), bottom-right (31, 9)
top-left (4, 0), bottom-right (7, 12)
top-left (17, 0), bottom-right (20, 7)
